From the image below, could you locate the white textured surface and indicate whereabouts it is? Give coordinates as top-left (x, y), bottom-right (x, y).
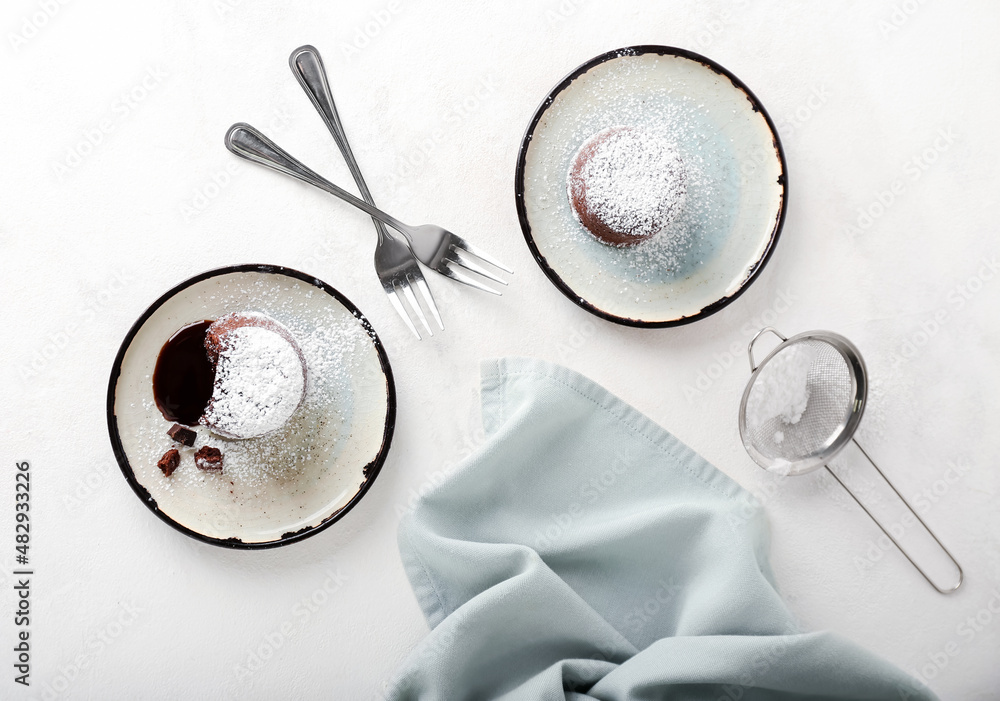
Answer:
top-left (1, 1), bottom-right (998, 699)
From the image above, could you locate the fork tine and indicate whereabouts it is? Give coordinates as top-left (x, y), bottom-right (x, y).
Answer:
top-left (386, 286), bottom-right (421, 340)
top-left (447, 248), bottom-right (509, 286)
top-left (400, 277), bottom-right (433, 337)
top-left (450, 237), bottom-right (513, 273)
top-left (414, 276), bottom-right (444, 330)
top-left (439, 263), bottom-right (503, 295)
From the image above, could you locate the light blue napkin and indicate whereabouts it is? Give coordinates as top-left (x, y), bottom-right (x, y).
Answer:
top-left (387, 358), bottom-right (934, 701)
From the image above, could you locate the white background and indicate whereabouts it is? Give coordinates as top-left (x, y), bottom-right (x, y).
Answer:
top-left (2, 0), bottom-right (998, 698)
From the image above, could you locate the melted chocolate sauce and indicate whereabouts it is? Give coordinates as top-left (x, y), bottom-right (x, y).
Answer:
top-left (152, 320), bottom-right (215, 426)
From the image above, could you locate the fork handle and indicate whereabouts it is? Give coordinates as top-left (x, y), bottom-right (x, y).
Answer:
top-left (289, 45), bottom-right (392, 239)
top-left (289, 46), bottom-right (375, 204)
top-left (225, 123), bottom-right (409, 235)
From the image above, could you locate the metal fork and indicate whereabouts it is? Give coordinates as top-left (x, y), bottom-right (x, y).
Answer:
top-left (289, 45), bottom-right (512, 295)
top-left (225, 123), bottom-right (440, 339)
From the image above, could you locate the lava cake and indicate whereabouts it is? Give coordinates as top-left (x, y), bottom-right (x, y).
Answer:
top-left (567, 125), bottom-right (687, 246)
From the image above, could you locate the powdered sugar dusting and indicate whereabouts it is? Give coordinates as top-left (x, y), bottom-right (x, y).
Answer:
top-left (570, 125), bottom-right (687, 242)
top-left (201, 325), bottom-right (305, 440)
top-left (213, 305), bottom-right (371, 487)
top-left (746, 343), bottom-right (817, 429)
top-left (128, 275), bottom-right (384, 497)
top-left (522, 50), bottom-right (750, 299)
top-left (114, 270), bottom-right (391, 543)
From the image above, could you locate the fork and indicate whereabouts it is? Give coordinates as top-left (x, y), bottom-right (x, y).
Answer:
top-left (289, 45), bottom-right (512, 295)
top-left (225, 123), bottom-right (440, 339)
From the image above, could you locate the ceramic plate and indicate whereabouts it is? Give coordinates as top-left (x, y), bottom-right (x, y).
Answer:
top-left (515, 46), bottom-right (787, 327)
top-left (107, 265), bottom-right (395, 548)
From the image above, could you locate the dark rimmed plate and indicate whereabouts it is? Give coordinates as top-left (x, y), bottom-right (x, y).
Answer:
top-left (107, 264), bottom-right (395, 549)
top-left (515, 46), bottom-right (787, 327)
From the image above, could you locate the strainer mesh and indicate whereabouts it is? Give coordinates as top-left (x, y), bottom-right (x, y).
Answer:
top-left (744, 338), bottom-right (854, 464)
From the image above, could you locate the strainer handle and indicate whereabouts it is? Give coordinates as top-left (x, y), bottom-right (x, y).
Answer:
top-left (747, 327), bottom-right (788, 371)
top-left (825, 440), bottom-right (964, 594)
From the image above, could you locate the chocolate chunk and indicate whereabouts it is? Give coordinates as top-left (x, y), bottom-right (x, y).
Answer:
top-left (167, 423), bottom-right (197, 447)
top-left (157, 449), bottom-right (180, 477)
top-left (194, 446), bottom-right (223, 472)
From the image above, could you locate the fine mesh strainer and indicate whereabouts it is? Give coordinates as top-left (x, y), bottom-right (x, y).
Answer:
top-left (738, 327), bottom-right (963, 594)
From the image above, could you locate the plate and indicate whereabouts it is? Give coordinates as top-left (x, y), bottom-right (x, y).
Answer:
top-left (107, 265), bottom-right (395, 548)
top-left (515, 46), bottom-right (787, 327)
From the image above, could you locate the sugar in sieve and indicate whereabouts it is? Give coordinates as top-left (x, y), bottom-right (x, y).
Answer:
top-left (738, 327), bottom-right (963, 594)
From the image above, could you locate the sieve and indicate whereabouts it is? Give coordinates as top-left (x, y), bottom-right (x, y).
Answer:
top-left (738, 327), bottom-right (963, 594)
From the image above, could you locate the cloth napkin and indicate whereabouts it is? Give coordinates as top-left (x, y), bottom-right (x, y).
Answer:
top-left (386, 358), bottom-right (934, 701)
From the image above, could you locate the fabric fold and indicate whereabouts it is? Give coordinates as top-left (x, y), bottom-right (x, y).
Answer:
top-left (387, 358), bottom-right (935, 701)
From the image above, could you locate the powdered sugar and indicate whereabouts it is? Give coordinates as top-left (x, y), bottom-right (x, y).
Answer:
top-left (135, 303), bottom-right (376, 493)
top-left (569, 125), bottom-right (686, 243)
top-left (746, 343), bottom-right (817, 430)
top-left (193, 306), bottom-right (374, 490)
top-left (524, 55), bottom-right (740, 288)
top-left (115, 270), bottom-right (392, 543)
top-left (520, 49), bottom-right (785, 324)
top-left (201, 324), bottom-right (306, 440)
top-left (138, 283), bottom-right (379, 492)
